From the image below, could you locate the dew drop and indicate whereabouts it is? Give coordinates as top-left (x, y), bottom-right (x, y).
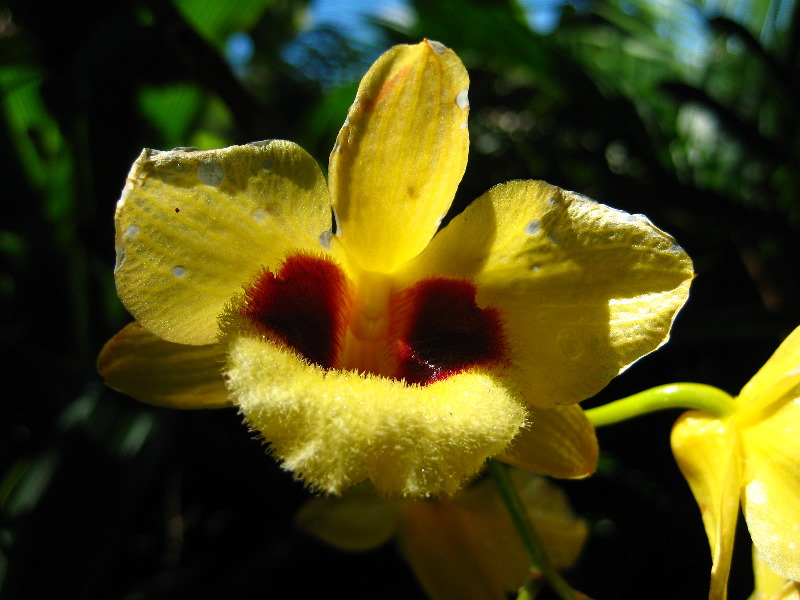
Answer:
top-left (114, 247), bottom-right (126, 271)
top-left (124, 224), bottom-right (140, 239)
top-left (456, 89), bottom-right (469, 110)
top-left (426, 39), bottom-right (447, 55)
top-left (319, 229), bottom-right (332, 250)
top-left (197, 159), bottom-right (225, 186)
top-left (524, 219), bottom-right (541, 236)
top-left (172, 265), bottom-right (187, 278)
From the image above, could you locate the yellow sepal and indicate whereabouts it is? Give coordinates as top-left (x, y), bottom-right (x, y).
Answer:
top-left (403, 179), bottom-right (694, 407)
top-left (114, 141), bottom-right (331, 345)
top-left (737, 325), bottom-right (800, 420)
top-left (740, 396), bottom-right (800, 582)
top-left (329, 40), bottom-right (469, 273)
top-left (498, 404), bottom-right (598, 479)
top-left (671, 412), bottom-right (742, 600)
top-left (398, 470), bottom-right (587, 600)
top-left (97, 322), bottom-right (230, 409)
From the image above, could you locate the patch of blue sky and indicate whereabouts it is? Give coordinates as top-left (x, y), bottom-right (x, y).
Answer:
top-left (516, 0), bottom-right (567, 33)
top-left (280, 0), bottom-right (415, 87)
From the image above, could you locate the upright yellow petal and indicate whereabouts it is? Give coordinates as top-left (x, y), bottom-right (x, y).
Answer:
top-left (114, 141), bottom-right (331, 345)
top-left (328, 40), bottom-right (470, 273)
top-left (740, 397), bottom-right (800, 582)
top-left (671, 412), bottom-right (742, 600)
top-left (499, 404), bottom-right (598, 479)
top-left (738, 325), bottom-right (800, 418)
top-left (97, 322), bottom-right (230, 409)
top-left (403, 180), bottom-right (693, 407)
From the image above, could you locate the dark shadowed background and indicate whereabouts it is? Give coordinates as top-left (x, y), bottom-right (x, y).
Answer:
top-left (2, 0), bottom-right (799, 598)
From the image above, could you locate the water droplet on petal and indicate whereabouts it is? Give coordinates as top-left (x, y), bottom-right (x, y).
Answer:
top-left (524, 219), bottom-right (541, 236)
top-left (197, 159), bottom-right (225, 186)
top-left (426, 39), bottom-right (447, 55)
top-left (319, 229), bottom-right (332, 250)
top-left (456, 89), bottom-right (469, 110)
top-left (172, 265), bottom-right (187, 278)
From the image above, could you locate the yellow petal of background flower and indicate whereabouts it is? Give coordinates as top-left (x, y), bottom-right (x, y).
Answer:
top-left (403, 180), bottom-right (694, 407)
top-left (748, 546), bottom-right (800, 600)
top-left (294, 483), bottom-right (402, 551)
top-left (740, 396), bottom-right (800, 582)
top-left (738, 325), bottom-right (800, 419)
top-left (97, 322), bottom-right (230, 409)
top-left (671, 412), bottom-right (742, 600)
top-left (398, 470), bottom-right (587, 600)
top-left (498, 404), bottom-right (598, 478)
top-left (328, 40), bottom-right (469, 273)
top-left (223, 329), bottom-right (527, 496)
top-left (114, 141), bottom-right (331, 345)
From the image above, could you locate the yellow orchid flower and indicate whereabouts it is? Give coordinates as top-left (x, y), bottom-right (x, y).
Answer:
top-left (98, 40), bottom-right (693, 496)
top-left (296, 468), bottom-right (588, 600)
top-left (672, 325), bottom-right (800, 600)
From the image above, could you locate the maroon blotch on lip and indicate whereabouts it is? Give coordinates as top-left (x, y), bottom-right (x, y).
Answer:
top-left (242, 254), bottom-right (352, 369)
top-left (393, 278), bottom-right (508, 385)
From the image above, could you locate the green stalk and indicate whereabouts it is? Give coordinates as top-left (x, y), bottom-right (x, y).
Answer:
top-left (487, 460), bottom-right (583, 600)
top-left (584, 383), bottom-right (735, 428)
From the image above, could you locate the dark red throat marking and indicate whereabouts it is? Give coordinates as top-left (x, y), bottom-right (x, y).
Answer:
top-left (242, 254), bottom-right (352, 369)
top-left (241, 255), bottom-right (508, 385)
top-left (393, 278), bottom-right (508, 386)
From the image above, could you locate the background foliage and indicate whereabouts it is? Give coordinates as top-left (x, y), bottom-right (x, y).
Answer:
top-left (1, 0), bottom-right (798, 598)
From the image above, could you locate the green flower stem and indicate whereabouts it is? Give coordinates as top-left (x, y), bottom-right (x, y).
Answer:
top-left (584, 383), bottom-right (736, 428)
top-left (487, 460), bottom-right (582, 600)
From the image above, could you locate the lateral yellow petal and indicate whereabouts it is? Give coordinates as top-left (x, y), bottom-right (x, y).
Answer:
top-left (328, 40), bottom-right (469, 273)
top-left (671, 412), bottom-right (741, 600)
top-left (97, 322), bottom-right (230, 409)
top-left (402, 180), bottom-right (694, 407)
top-left (748, 546), bottom-right (800, 600)
top-left (498, 404), bottom-right (598, 479)
top-left (223, 329), bottom-right (526, 496)
top-left (115, 141), bottom-right (331, 345)
top-left (738, 325), bottom-right (800, 419)
top-left (398, 470), bottom-right (587, 600)
top-left (294, 483), bottom-right (402, 551)
top-left (740, 396), bottom-right (800, 582)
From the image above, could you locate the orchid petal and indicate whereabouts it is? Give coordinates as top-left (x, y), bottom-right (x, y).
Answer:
top-left (97, 322), bottom-right (230, 408)
top-left (328, 40), bottom-right (469, 273)
top-left (498, 404), bottom-right (598, 479)
top-left (741, 396), bottom-right (800, 581)
top-left (738, 325), bottom-right (800, 419)
top-left (404, 180), bottom-right (693, 407)
top-left (114, 142), bottom-right (331, 344)
top-left (671, 412), bottom-right (741, 600)
top-left (223, 327), bottom-right (527, 496)
top-left (748, 546), bottom-right (800, 600)
top-left (398, 470), bottom-right (587, 600)
top-left (294, 483), bottom-right (402, 551)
